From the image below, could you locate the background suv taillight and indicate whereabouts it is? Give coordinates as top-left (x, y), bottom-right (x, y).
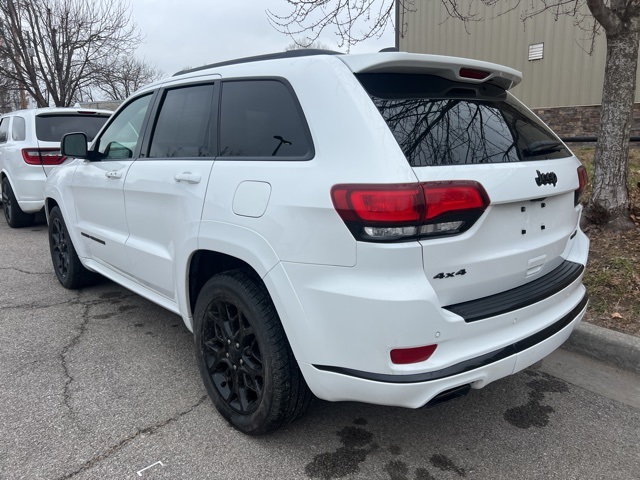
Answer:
top-left (22, 148), bottom-right (66, 165)
top-left (331, 181), bottom-right (490, 242)
top-left (575, 165), bottom-right (588, 206)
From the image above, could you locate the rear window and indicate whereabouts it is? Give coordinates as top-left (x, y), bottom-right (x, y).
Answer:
top-left (36, 114), bottom-right (110, 143)
top-left (357, 73), bottom-right (570, 167)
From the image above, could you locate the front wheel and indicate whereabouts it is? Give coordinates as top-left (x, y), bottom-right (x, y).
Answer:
top-left (2, 177), bottom-right (35, 228)
top-left (48, 206), bottom-right (98, 289)
top-left (194, 270), bottom-right (312, 435)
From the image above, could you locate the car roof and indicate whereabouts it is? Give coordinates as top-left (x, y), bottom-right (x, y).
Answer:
top-left (137, 50), bottom-right (523, 97)
top-left (2, 107), bottom-right (113, 118)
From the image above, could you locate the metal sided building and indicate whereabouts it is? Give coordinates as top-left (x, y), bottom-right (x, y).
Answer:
top-left (396, 1), bottom-right (640, 138)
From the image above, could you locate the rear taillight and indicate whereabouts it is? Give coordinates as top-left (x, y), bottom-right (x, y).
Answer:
top-left (331, 181), bottom-right (490, 242)
top-left (22, 148), bottom-right (66, 165)
top-left (575, 165), bottom-right (588, 206)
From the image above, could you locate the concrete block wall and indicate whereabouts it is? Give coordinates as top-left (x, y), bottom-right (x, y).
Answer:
top-left (533, 104), bottom-right (640, 139)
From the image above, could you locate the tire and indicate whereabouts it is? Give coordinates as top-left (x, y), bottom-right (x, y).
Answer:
top-left (2, 177), bottom-right (35, 228)
top-left (48, 206), bottom-right (98, 289)
top-left (194, 270), bottom-right (313, 435)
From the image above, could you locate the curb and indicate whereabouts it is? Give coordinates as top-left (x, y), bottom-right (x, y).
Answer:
top-left (563, 321), bottom-right (640, 374)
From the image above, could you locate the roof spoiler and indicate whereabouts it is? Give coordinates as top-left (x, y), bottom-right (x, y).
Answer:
top-left (340, 52), bottom-right (522, 90)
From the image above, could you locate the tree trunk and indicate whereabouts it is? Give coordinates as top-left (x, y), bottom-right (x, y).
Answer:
top-left (588, 28), bottom-right (638, 228)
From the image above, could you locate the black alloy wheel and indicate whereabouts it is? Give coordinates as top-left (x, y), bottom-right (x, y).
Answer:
top-left (202, 298), bottom-right (264, 415)
top-left (1, 177), bottom-right (35, 228)
top-left (194, 270), bottom-right (312, 435)
top-left (47, 206), bottom-right (97, 289)
top-left (50, 215), bottom-right (70, 280)
top-left (2, 180), bottom-right (11, 224)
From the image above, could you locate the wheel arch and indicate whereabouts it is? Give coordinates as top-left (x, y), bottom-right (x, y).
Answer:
top-left (187, 250), bottom-right (265, 317)
top-left (1, 170), bottom-right (13, 189)
top-left (45, 197), bottom-right (59, 218)
top-left (185, 225), bottom-right (281, 321)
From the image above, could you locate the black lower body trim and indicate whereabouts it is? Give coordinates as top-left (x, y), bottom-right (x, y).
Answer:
top-left (81, 232), bottom-right (106, 245)
top-left (314, 293), bottom-right (588, 385)
top-left (444, 260), bottom-right (584, 323)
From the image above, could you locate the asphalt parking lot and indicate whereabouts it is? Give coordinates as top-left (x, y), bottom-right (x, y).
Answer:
top-left (1, 215), bottom-right (639, 480)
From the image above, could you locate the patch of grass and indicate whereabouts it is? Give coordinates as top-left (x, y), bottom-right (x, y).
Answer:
top-left (572, 146), bottom-right (640, 336)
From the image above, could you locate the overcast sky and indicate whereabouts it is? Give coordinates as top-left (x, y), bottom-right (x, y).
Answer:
top-left (130, 0), bottom-right (395, 76)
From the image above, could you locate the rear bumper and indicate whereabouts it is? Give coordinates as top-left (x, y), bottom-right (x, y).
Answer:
top-left (299, 294), bottom-right (587, 407)
top-left (264, 228), bottom-right (589, 407)
top-left (14, 170), bottom-right (46, 212)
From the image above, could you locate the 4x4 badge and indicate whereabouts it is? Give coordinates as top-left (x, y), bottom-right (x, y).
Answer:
top-left (535, 170), bottom-right (557, 187)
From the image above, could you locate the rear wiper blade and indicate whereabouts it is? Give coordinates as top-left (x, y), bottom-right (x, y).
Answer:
top-left (522, 140), bottom-right (564, 157)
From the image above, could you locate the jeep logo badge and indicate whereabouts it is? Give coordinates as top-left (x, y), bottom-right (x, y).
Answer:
top-left (535, 170), bottom-right (557, 187)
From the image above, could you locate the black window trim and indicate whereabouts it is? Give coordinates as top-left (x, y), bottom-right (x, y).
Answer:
top-left (215, 76), bottom-right (315, 162)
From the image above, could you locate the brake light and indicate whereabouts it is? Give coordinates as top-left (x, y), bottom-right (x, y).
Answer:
top-left (331, 181), bottom-right (490, 242)
top-left (390, 344), bottom-right (437, 364)
top-left (575, 165), bottom-right (588, 206)
top-left (459, 68), bottom-right (490, 80)
top-left (22, 148), bottom-right (66, 165)
top-left (331, 184), bottom-right (424, 224)
top-left (424, 182), bottom-right (489, 220)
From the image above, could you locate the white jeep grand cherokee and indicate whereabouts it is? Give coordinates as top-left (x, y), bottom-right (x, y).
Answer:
top-left (44, 50), bottom-right (589, 435)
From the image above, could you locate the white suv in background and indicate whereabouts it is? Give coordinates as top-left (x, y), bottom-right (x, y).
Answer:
top-left (0, 107), bottom-right (111, 227)
top-left (44, 50), bottom-right (589, 435)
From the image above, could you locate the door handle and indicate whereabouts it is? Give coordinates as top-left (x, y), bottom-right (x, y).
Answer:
top-left (174, 172), bottom-right (201, 184)
top-left (105, 171), bottom-right (122, 179)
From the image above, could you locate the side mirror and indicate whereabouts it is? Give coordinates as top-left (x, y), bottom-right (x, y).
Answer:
top-left (0, 131), bottom-right (7, 143)
top-left (61, 132), bottom-right (88, 158)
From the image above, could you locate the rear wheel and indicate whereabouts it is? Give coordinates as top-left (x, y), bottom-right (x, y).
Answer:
top-left (2, 177), bottom-right (35, 228)
top-left (48, 206), bottom-right (97, 289)
top-left (194, 270), bottom-right (312, 435)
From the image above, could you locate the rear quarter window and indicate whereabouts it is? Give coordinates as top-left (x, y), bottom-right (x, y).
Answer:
top-left (11, 116), bottom-right (26, 141)
top-left (36, 114), bottom-right (110, 142)
top-left (219, 79), bottom-right (313, 159)
top-left (0, 118), bottom-right (9, 143)
top-left (357, 73), bottom-right (570, 167)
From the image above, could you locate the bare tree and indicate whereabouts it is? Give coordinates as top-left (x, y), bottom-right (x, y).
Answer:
top-left (285, 40), bottom-right (334, 51)
top-left (91, 56), bottom-right (163, 101)
top-left (268, 0), bottom-right (638, 229)
top-left (269, 0), bottom-right (412, 48)
top-left (0, 0), bottom-right (141, 108)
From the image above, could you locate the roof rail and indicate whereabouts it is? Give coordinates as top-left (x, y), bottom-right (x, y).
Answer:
top-left (173, 49), bottom-right (344, 76)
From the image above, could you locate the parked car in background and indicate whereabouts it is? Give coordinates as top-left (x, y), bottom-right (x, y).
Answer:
top-left (44, 50), bottom-right (589, 435)
top-left (0, 107), bottom-right (111, 227)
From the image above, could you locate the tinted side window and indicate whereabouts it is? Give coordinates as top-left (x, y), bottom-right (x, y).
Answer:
top-left (97, 94), bottom-right (153, 160)
top-left (0, 118), bottom-right (9, 143)
top-left (148, 84), bottom-right (215, 158)
top-left (219, 80), bottom-right (312, 159)
top-left (11, 116), bottom-right (26, 141)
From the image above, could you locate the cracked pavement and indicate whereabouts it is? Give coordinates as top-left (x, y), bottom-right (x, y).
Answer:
top-left (1, 215), bottom-right (640, 479)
